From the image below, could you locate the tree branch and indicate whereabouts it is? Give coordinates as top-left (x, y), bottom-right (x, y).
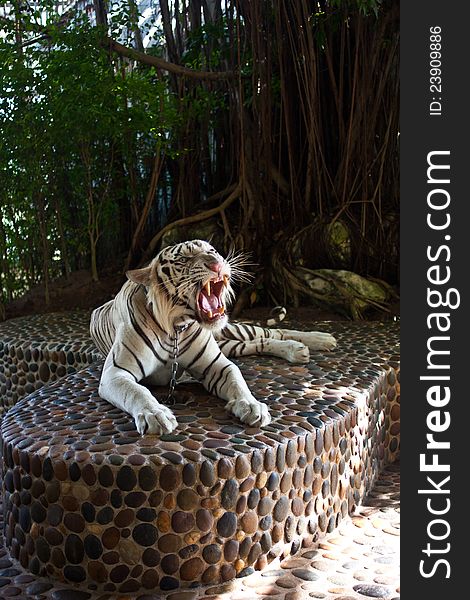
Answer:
top-left (141, 182), bottom-right (242, 263)
top-left (105, 38), bottom-right (237, 80)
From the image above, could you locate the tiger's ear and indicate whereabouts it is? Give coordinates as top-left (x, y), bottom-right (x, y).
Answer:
top-left (126, 266), bottom-right (152, 285)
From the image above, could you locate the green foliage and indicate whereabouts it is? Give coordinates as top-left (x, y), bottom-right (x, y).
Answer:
top-left (0, 3), bottom-right (181, 299)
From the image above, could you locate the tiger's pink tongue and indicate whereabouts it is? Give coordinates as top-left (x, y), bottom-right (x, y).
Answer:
top-left (201, 294), bottom-right (219, 311)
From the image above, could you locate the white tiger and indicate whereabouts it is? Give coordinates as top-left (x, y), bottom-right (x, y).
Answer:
top-left (90, 240), bottom-right (336, 435)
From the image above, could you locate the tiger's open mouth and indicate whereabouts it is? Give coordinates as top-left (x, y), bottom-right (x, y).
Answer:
top-left (197, 275), bottom-right (229, 323)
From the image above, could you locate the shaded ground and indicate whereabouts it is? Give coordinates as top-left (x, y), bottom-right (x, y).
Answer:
top-left (3, 269), bottom-right (399, 323)
top-left (4, 268), bottom-right (125, 321)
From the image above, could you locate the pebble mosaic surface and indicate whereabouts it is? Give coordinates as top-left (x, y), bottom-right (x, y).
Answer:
top-left (0, 312), bottom-right (400, 594)
top-left (0, 312), bottom-right (98, 415)
top-left (0, 464), bottom-right (400, 599)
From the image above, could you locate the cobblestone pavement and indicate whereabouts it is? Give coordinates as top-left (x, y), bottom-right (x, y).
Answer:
top-left (0, 463), bottom-right (399, 600)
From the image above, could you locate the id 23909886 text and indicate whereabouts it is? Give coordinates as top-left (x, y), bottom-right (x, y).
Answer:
top-left (429, 26), bottom-right (442, 116)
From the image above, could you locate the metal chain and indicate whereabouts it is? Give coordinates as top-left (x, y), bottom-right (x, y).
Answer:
top-left (164, 326), bottom-right (182, 406)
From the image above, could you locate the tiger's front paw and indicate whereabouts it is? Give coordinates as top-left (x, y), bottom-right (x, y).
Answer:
top-left (226, 396), bottom-right (271, 427)
top-left (284, 341), bottom-right (310, 364)
top-left (302, 332), bottom-right (337, 352)
top-left (134, 398), bottom-right (178, 435)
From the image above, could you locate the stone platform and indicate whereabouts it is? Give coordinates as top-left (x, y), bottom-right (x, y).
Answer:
top-left (0, 312), bottom-right (99, 416)
top-left (0, 313), bottom-right (400, 594)
top-left (0, 463), bottom-right (400, 600)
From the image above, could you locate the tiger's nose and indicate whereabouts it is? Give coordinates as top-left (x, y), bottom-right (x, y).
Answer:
top-left (207, 262), bottom-right (223, 274)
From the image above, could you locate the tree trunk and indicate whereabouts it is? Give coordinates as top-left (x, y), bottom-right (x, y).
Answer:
top-left (89, 230), bottom-right (99, 283)
top-left (125, 151), bottom-right (164, 271)
top-left (53, 197), bottom-right (71, 278)
top-left (93, 0), bottom-right (108, 27)
top-left (36, 195), bottom-right (50, 305)
top-left (127, 0), bottom-right (144, 52)
top-left (0, 207), bottom-right (10, 316)
top-left (160, 0), bottom-right (180, 64)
